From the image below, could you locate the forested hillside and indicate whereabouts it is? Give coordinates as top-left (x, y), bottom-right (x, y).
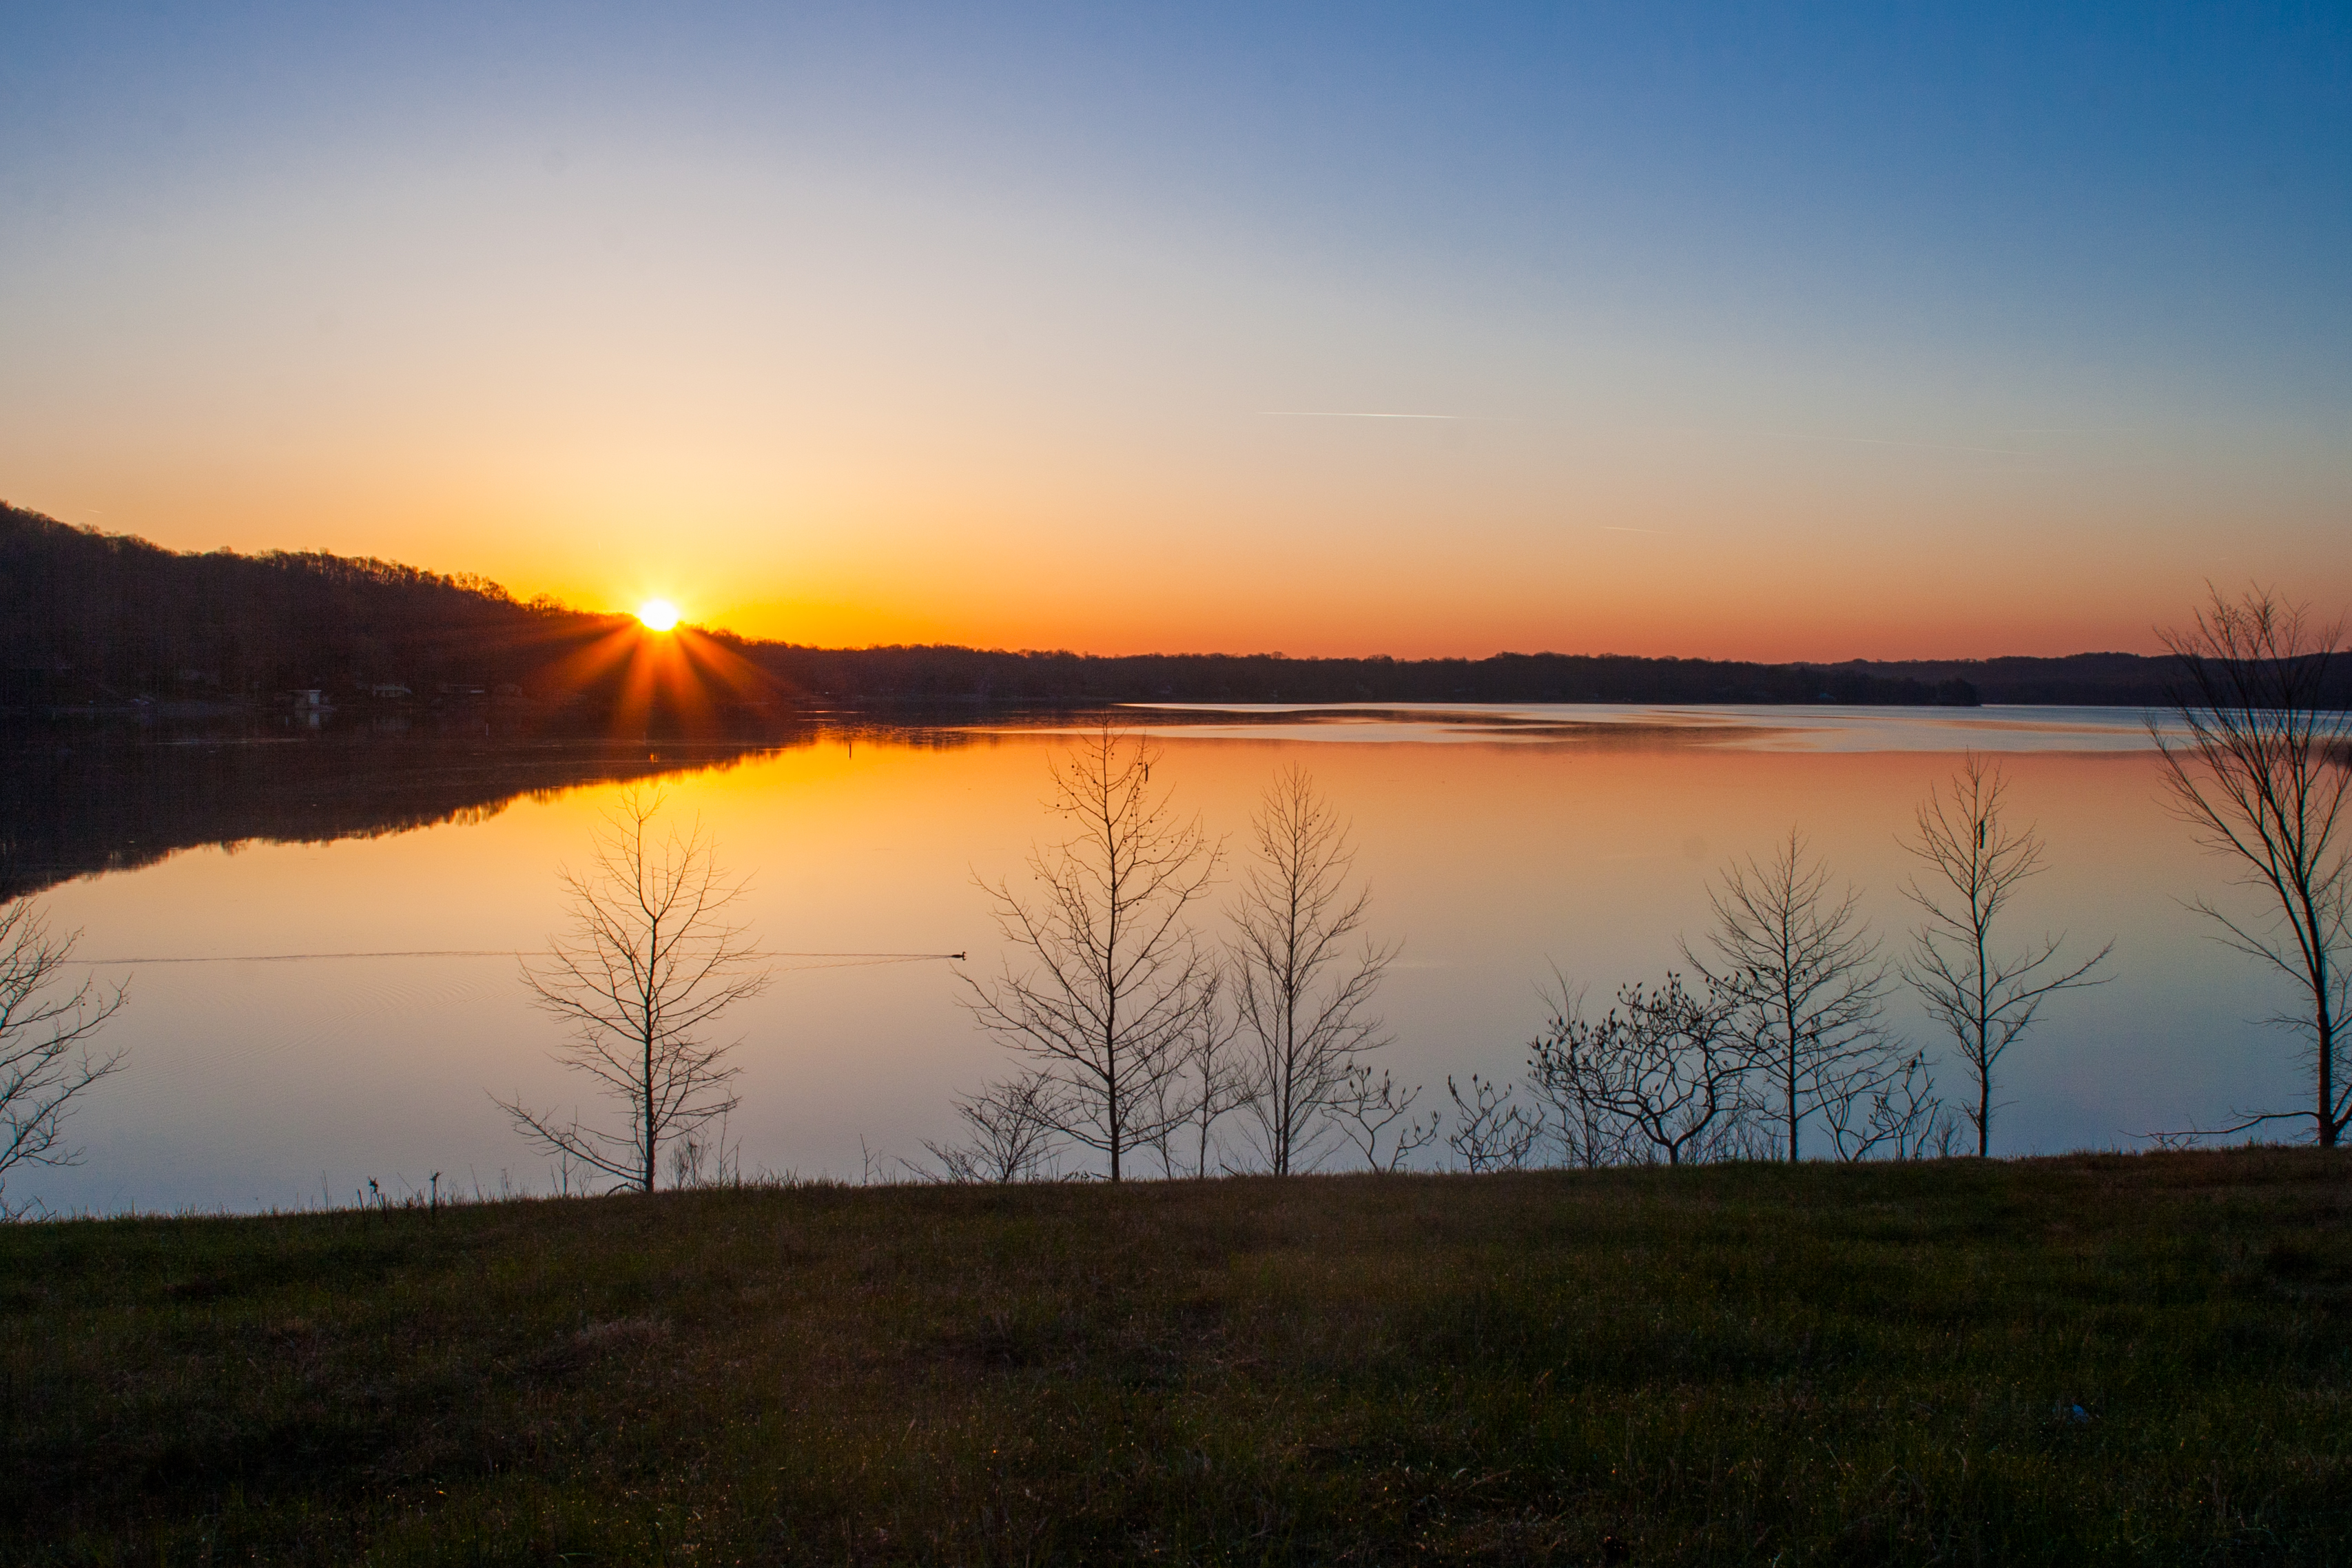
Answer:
top-left (0, 502), bottom-right (612, 704)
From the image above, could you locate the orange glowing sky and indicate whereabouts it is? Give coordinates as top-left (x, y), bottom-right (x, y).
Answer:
top-left (3, 8), bottom-right (2347, 661)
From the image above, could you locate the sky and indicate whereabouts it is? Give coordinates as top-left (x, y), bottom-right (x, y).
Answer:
top-left (2, 3), bottom-right (2347, 660)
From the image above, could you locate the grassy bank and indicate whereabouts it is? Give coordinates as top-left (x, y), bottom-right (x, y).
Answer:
top-left (5, 1151), bottom-right (2349, 1565)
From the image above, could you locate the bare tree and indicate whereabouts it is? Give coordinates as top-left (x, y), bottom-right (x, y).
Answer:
top-left (498, 789), bottom-right (770, 1193)
top-left (1151, 993), bottom-right (1251, 1179)
top-left (1686, 829), bottom-right (1896, 1162)
top-left (1330, 1064), bottom-right (1441, 1171)
top-left (0, 900), bottom-right (130, 1219)
top-left (1527, 973), bottom-right (1746, 1166)
top-left (1901, 755), bottom-right (2111, 1157)
top-left (1819, 1050), bottom-right (1960, 1161)
top-left (1230, 765), bottom-right (1399, 1174)
top-left (921, 1072), bottom-right (1068, 1184)
top-left (2154, 587), bottom-right (2352, 1146)
top-left (964, 730), bottom-right (1220, 1181)
top-left (1526, 981), bottom-right (1638, 1169)
top-left (1445, 1073), bottom-right (1543, 1173)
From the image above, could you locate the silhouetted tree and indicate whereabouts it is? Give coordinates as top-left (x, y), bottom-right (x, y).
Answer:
top-left (1901, 755), bottom-right (2110, 1157)
top-left (921, 1072), bottom-right (1069, 1184)
top-left (1685, 829), bottom-right (1897, 1162)
top-left (498, 789), bottom-right (770, 1193)
top-left (0, 898), bottom-right (130, 1219)
top-left (1525, 978), bottom-right (1637, 1169)
top-left (1146, 994), bottom-right (1251, 1178)
top-left (964, 730), bottom-right (1220, 1181)
top-left (1445, 1073), bottom-right (1543, 1173)
top-left (1528, 974), bottom-right (1746, 1166)
top-left (1230, 765), bottom-right (1398, 1173)
top-left (2154, 586), bottom-right (2352, 1145)
top-left (1818, 1050), bottom-right (1961, 1160)
top-left (1330, 1063), bottom-right (1441, 1171)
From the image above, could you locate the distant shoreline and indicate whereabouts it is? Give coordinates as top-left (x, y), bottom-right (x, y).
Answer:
top-left (14, 504), bottom-right (2351, 718)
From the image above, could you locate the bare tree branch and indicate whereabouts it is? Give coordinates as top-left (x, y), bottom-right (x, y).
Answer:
top-left (1900, 754), bottom-right (2112, 1157)
top-left (1527, 974), bottom-right (1746, 1167)
top-left (1684, 829), bottom-right (1895, 1162)
top-left (1330, 1064), bottom-right (1441, 1172)
top-left (1524, 976), bottom-right (1636, 1169)
top-left (1229, 764), bottom-right (1399, 1174)
top-left (0, 898), bottom-right (130, 1219)
top-left (2152, 585), bottom-right (2352, 1146)
top-left (962, 729), bottom-right (1221, 1181)
top-left (495, 787), bottom-right (770, 1193)
top-left (920, 1071), bottom-right (1069, 1184)
top-left (1145, 978), bottom-right (1252, 1179)
top-left (1445, 1072), bottom-right (1543, 1173)
top-left (1818, 1049), bottom-right (1961, 1161)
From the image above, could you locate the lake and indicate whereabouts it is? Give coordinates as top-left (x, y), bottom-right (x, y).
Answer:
top-left (10, 703), bottom-right (2303, 1214)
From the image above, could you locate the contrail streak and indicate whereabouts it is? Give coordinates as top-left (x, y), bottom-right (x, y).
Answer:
top-left (1763, 430), bottom-right (2032, 457)
top-left (1257, 411), bottom-right (1463, 420)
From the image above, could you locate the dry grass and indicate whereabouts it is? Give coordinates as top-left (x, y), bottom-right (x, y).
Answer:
top-left (5, 1150), bottom-right (2349, 1564)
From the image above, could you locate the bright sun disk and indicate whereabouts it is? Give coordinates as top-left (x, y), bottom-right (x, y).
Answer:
top-left (637, 599), bottom-right (679, 632)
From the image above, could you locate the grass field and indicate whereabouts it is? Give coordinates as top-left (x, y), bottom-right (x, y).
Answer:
top-left (5, 1151), bottom-right (2349, 1565)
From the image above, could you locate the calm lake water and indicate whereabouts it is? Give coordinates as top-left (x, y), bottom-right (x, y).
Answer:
top-left (15, 704), bottom-right (2304, 1213)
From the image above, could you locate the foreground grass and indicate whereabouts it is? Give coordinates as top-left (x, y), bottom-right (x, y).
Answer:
top-left (5, 1152), bottom-right (2349, 1565)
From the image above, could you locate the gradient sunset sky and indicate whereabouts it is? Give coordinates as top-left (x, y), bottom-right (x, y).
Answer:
top-left (3, 4), bottom-right (2346, 659)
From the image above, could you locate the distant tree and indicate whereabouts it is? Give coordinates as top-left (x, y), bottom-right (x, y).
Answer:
top-left (1901, 756), bottom-right (2111, 1157)
top-left (1528, 973), bottom-right (1746, 1167)
top-left (498, 789), bottom-right (770, 1193)
top-left (1685, 830), bottom-right (1897, 1162)
top-left (0, 899), bottom-right (130, 1219)
top-left (1230, 765), bottom-right (1399, 1174)
top-left (2154, 586), bottom-right (2352, 1145)
top-left (964, 730), bottom-right (1221, 1181)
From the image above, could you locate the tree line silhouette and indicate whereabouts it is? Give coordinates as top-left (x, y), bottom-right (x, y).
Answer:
top-left (20, 504), bottom-right (2352, 719)
top-left (1, 503), bottom-right (612, 705)
top-left (40, 502), bottom-right (2297, 715)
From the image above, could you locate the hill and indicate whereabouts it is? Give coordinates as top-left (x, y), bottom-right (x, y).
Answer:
top-left (0, 504), bottom-right (785, 730)
top-left (1, 502), bottom-right (604, 705)
top-left (5, 1151), bottom-right (2346, 1563)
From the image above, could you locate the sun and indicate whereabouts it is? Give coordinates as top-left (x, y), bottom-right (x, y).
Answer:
top-left (636, 599), bottom-right (680, 632)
